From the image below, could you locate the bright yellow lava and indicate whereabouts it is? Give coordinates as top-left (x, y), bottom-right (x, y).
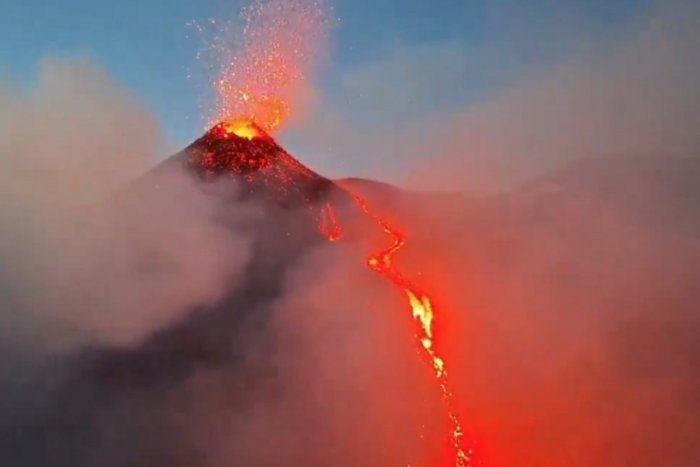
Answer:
top-left (222, 119), bottom-right (260, 140)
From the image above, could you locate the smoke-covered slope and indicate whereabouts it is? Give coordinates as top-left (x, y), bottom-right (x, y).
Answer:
top-left (2, 151), bottom-right (698, 466)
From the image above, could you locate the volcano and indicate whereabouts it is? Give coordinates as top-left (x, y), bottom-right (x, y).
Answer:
top-left (165, 120), bottom-right (335, 207)
top-left (147, 119), bottom-right (347, 244)
top-left (181, 121), bottom-right (473, 465)
top-left (1, 123), bottom-right (357, 467)
top-left (5, 122), bottom-right (479, 467)
top-left (6, 112), bottom-right (697, 466)
top-left (68, 122), bottom-right (350, 386)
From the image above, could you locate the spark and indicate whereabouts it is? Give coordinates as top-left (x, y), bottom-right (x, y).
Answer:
top-left (198, 0), bottom-right (334, 133)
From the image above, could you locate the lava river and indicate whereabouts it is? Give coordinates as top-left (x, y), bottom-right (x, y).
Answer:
top-left (326, 185), bottom-right (475, 467)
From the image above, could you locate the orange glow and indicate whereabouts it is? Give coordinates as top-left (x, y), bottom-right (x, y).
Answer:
top-left (338, 185), bottom-right (474, 467)
top-left (221, 119), bottom-right (260, 140)
top-left (200, 0), bottom-right (333, 133)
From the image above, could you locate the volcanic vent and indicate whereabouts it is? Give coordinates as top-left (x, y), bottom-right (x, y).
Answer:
top-left (181, 120), bottom-right (335, 208)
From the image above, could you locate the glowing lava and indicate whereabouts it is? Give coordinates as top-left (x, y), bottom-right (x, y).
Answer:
top-left (221, 119), bottom-right (261, 140)
top-left (200, 0), bottom-right (334, 133)
top-left (184, 121), bottom-right (334, 211)
top-left (334, 186), bottom-right (474, 467)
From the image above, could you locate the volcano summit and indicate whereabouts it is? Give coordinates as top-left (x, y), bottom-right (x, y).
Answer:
top-left (175, 120), bottom-right (335, 207)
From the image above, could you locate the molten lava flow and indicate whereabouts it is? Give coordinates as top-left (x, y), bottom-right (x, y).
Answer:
top-left (332, 187), bottom-right (474, 467)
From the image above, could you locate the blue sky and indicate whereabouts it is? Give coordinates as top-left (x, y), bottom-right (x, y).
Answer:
top-left (1, 0), bottom-right (653, 173)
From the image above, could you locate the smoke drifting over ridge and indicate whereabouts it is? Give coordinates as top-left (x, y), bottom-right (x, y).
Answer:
top-left (0, 58), bottom-right (254, 352)
top-left (291, 0), bottom-right (700, 193)
top-left (0, 1), bottom-right (699, 466)
top-left (408, 0), bottom-right (700, 192)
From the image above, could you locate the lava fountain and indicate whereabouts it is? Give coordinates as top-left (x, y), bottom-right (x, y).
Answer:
top-left (196, 0), bottom-right (334, 134)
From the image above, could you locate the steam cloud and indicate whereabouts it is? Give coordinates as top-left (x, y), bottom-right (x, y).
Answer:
top-left (1, 0), bottom-right (699, 466)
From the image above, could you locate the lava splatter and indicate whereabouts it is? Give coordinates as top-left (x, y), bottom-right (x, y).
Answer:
top-left (194, 0), bottom-right (334, 133)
